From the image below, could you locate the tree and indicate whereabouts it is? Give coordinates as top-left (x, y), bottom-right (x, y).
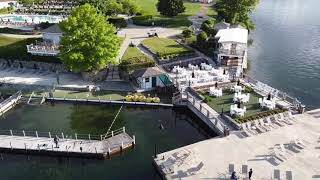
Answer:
top-left (200, 19), bottom-right (216, 36)
top-left (59, 4), bottom-right (120, 73)
top-left (182, 28), bottom-right (193, 38)
top-left (102, 0), bottom-right (123, 16)
top-left (157, 0), bottom-right (185, 17)
top-left (214, 0), bottom-right (259, 30)
top-left (121, 0), bottom-right (140, 15)
top-left (196, 31), bottom-right (208, 46)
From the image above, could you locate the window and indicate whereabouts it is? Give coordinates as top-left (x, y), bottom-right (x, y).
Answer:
top-left (145, 77), bottom-right (150, 83)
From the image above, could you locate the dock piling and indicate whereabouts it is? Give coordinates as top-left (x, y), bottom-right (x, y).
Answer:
top-left (49, 132), bottom-right (51, 138)
top-left (10, 130), bottom-right (12, 136)
top-left (133, 135), bottom-right (136, 146)
top-left (123, 127), bottom-right (126, 133)
top-left (22, 130), bottom-right (25, 137)
top-left (88, 134), bottom-right (91, 140)
top-left (112, 131), bottom-right (114, 137)
top-left (75, 133), bottom-right (77, 140)
top-left (35, 131), bottom-right (38, 138)
top-left (61, 132), bottom-right (64, 139)
top-left (10, 142), bottom-right (12, 150)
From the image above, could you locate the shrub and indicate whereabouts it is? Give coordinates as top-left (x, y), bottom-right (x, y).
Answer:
top-left (182, 28), bottom-right (193, 38)
top-left (107, 17), bottom-right (127, 28)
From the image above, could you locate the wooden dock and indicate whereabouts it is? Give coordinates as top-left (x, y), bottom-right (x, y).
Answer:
top-left (46, 97), bottom-right (173, 107)
top-left (0, 128), bottom-right (135, 159)
top-left (0, 91), bottom-right (22, 116)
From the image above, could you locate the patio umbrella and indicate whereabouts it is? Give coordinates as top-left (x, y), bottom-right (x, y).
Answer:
top-left (215, 82), bottom-right (218, 88)
top-left (237, 101), bottom-right (241, 108)
top-left (223, 69), bottom-right (226, 75)
top-left (237, 79), bottom-right (240, 86)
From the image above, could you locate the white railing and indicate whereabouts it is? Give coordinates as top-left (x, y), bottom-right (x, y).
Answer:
top-left (0, 91), bottom-right (22, 115)
top-left (185, 92), bottom-right (225, 134)
top-left (243, 75), bottom-right (304, 110)
top-left (27, 44), bottom-right (59, 56)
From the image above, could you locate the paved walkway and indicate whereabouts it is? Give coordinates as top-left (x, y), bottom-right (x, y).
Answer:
top-left (0, 67), bottom-right (134, 91)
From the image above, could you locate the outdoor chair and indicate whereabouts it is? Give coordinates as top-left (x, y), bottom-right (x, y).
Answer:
top-left (228, 163), bottom-right (235, 174)
top-left (274, 169), bottom-right (281, 180)
top-left (286, 171), bottom-right (293, 180)
top-left (241, 124), bottom-right (252, 136)
top-left (241, 164), bottom-right (248, 175)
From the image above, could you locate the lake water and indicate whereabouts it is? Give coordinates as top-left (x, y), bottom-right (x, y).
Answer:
top-left (0, 103), bottom-right (214, 180)
top-left (248, 0), bottom-right (320, 110)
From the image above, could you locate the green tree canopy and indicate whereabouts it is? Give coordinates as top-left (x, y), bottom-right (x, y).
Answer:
top-left (59, 4), bottom-right (120, 73)
top-left (214, 0), bottom-right (259, 30)
top-left (200, 19), bottom-right (216, 36)
top-left (196, 31), bottom-right (208, 46)
top-left (157, 0), bottom-right (185, 17)
top-left (79, 0), bottom-right (139, 16)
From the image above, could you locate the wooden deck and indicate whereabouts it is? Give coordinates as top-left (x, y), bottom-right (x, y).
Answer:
top-left (0, 130), bottom-right (135, 159)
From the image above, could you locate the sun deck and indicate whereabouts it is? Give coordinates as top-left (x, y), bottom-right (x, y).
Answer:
top-left (154, 112), bottom-right (320, 179)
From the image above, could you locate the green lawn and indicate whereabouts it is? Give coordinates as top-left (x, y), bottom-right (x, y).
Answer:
top-left (134, 0), bottom-right (202, 28)
top-left (142, 37), bottom-right (194, 59)
top-left (202, 90), bottom-right (267, 119)
top-left (121, 46), bottom-right (150, 61)
top-left (137, 0), bottom-right (201, 16)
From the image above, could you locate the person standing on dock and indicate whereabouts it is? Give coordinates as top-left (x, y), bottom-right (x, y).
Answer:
top-left (248, 168), bottom-right (253, 179)
top-left (54, 136), bottom-right (59, 148)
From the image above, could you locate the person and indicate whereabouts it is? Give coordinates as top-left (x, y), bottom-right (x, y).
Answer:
top-left (249, 168), bottom-right (253, 179)
top-left (54, 136), bottom-right (59, 148)
top-left (231, 171), bottom-right (238, 180)
top-left (80, 147), bottom-right (83, 152)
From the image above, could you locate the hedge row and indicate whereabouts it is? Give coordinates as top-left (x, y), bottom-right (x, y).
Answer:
top-left (107, 17), bottom-right (127, 28)
top-left (235, 109), bottom-right (288, 124)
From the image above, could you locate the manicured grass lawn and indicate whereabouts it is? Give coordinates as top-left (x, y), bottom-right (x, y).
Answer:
top-left (142, 37), bottom-right (194, 59)
top-left (202, 90), bottom-right (267, 118)
top-left (121, 46), bottom-right (151, 62)
top-left (135, 0), bottom-right (201, 28)
top-left (137, 0), bottom-right (201, 16)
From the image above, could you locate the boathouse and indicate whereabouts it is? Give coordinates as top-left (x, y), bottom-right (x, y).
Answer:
top-left (131, 67), bottom-right (172, 90)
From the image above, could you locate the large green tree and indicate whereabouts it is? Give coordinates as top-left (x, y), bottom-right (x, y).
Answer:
top-left (214, 0), bottom-right (259, 30)
top-left (59, 4), bottom-right (120, 73)
top-left (157, 0), bottom-right (185, 17)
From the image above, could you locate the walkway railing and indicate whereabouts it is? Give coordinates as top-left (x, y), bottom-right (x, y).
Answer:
top-left (243, 74), bottom-right (304, 110)
top-left (0, 127), bottom-right (128, 142)
top-left (185, 92), bottom-right (225, 134)
top-left (0, 91), bottom-right (22, 115)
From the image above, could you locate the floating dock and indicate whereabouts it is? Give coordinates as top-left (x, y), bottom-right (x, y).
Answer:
top-left (0, 128), bottom-right (135, 159)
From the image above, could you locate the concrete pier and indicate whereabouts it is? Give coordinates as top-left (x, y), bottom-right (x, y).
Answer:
top-left (153, 113), bottom-right (320, 179)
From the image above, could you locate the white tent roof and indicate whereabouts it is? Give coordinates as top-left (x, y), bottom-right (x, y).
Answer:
top-left (215, 28), bottom-right (248, 44)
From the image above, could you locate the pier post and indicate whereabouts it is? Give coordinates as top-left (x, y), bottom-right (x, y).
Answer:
top-left (111, 131), bottom-right (114, 137)
top-left (75, 133), bottom-right (77, 140)
top-left (207, 110), bottom-right (210, 118)
top-left (22, 130), bottom-right (25, 137)
top-left (193, 97), bottom-right (195, 105)
top-left (100, 135), bottom-right (103, 141)
top-left (10, 130), bottom-right (12, 136)
top-left (108, 147), bottom-right (111, 158)
top-left (61, 132), bottom-right (64, 139)
top-left (200, 104), bottom-right (202, 112)
top-left (35, 131), bottom-right (38, 138)
top-left (95, 147), bottom-right (97, 154)
top-left (88, 134), bottom-right (91, 140)
top-left (52, 145), bottom-right (54, 151)
top-left (24, 143), bottom-right (26, 150)
top-left (133, 135), bottom-right (136, 146)
top-left (123, 127), bottom-right (126, 133)
top-left (49, 132), bottom-right (51, 138)
top-left (10, 142), bottom-right (12, 150)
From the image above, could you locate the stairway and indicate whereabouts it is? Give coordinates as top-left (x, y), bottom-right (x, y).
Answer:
top-left (106, 65), bottom-right (121, 81)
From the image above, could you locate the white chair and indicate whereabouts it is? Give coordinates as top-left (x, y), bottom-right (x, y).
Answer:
top-left (258, 98), bottom-right (263, 107)
top-left (243, 106), bottom-right (246, 113)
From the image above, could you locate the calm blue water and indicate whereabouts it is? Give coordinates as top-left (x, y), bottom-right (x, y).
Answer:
top-left (248, 0), bottom-right (320, 110)
top-left (0, 14), bottom-right (63, 23)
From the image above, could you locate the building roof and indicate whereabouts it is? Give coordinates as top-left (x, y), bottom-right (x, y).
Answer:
top-left (215, 28), bottom-right (248, 44)
top-left (42, 24), bottom-right (62, 34)
top-left (230, 24), bottom-right (245, 29)
top-left (214, 21), bottom-right (230, 30)
top-left (131, 67), bottom-right (165, 78)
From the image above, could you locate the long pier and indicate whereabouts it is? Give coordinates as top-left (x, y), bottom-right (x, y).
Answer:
top-left (0, 127), bottom-right (135, 159)
top-left (0, 91), bottom-right (22, 116)
top-left (46, 97), bottom-right (173, 107)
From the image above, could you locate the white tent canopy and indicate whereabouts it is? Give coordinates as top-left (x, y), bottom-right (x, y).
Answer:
top-left (215, 28), bottom-right (248, 44)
